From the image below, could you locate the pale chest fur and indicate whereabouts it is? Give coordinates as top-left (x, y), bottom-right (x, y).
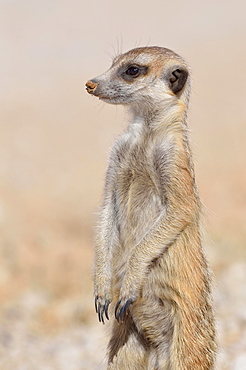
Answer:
top-left (110, 131), bottom-right (165, 251)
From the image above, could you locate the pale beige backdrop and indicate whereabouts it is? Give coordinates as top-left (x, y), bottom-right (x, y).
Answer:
top-left (0, 0), bottom-right (246, 369)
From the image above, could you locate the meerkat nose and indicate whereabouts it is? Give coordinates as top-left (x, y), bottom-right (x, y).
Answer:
top-left (85, 80), bottom-right (99, 94)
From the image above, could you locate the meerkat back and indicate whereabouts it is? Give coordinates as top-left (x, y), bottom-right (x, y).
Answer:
top-left (86, 46), bottom-right (216, 370)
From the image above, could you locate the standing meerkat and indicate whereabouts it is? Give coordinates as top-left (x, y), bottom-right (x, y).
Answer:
top-left (86, 46), bottom-right (216, 369)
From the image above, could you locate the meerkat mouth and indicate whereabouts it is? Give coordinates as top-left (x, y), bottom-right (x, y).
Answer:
top-left (99, 96), bottom-right (122, 103)
top-left (99, 93), bottom-right (134, 104)
top-left (99, 96), bottom-right (114, 100)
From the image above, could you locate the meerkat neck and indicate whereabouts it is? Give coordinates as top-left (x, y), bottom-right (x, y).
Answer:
top-left (128, 99), bottom-right (188, 138)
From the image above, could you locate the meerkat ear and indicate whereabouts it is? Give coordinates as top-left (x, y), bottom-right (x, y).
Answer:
top-left (168, 67), bottom-right (188, 94)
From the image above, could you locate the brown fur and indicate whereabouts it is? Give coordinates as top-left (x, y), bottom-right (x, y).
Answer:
top-left (86, 46), bottom-right (217, 369)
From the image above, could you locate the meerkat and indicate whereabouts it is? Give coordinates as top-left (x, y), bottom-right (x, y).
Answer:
top-left (86, 46), bottom-right (216, 369)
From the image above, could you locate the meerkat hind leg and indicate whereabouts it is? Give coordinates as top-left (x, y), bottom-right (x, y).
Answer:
top-left (107, 315), bottom-right (155, 370)
top-left (107, 334), bottom-right (150, 370)
top-left (131, 294), bottom-right (174, 370)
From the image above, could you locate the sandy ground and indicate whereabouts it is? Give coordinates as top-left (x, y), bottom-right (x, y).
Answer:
top-left (0, 249), bottom-right (245, 369)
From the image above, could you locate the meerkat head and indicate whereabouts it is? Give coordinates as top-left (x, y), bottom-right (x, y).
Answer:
top-left (86, 47), bottom-right (190, 111)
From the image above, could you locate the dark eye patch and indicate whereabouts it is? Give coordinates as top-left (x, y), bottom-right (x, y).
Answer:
top-left (118, 64), bottom-right (148, 82)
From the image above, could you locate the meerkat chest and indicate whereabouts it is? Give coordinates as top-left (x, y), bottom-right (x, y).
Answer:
top-left (111, 137), bottom-right (164, 243)
top-left (115, 140), bottom-right (155, 198)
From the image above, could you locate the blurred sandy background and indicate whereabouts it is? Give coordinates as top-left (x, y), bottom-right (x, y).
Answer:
top-left (0, 0), bottom-right (246, 369)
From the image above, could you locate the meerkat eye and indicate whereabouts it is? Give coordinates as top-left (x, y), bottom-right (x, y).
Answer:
top-left (119, 64), bottom-right (148, 81)
top-left (125, 66), bottom-right (140, 77)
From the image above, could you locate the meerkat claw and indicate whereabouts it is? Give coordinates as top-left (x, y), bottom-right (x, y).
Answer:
top-left (100, 301), bottom-right (110, 324)
top-left (95, 295), bottom-right (98, 313)
top-left (115, 300), bottom-right (121, 321)
top-left (101, 307), bottom-right (105, 324)
top-left (98, 302), bottom-right (102, 322)
top-left (104, 300), bottom-right (110, 320)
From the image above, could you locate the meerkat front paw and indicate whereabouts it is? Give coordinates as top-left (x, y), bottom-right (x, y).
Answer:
top-left (95, 294), bottom-right (111, 324)
top-left (115, 296), bottom-right (136, 323)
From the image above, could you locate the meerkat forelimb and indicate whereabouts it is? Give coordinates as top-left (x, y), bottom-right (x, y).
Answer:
top-left (86, 46), bottom-right (217, 369)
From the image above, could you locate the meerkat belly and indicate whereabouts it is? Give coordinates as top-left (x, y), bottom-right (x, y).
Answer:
top-left (116, 167), bottom-right (163, 247)
top-left (112, 167), bottom-right (163, 290)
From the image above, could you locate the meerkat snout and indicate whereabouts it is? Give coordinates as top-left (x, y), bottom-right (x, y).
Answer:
top-left (85, 80), bottom-right (99, 94)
